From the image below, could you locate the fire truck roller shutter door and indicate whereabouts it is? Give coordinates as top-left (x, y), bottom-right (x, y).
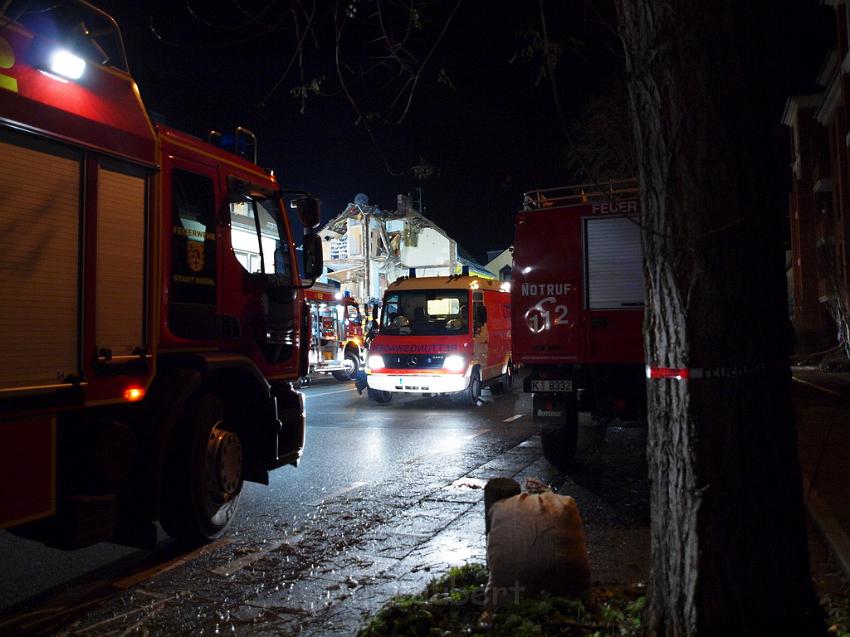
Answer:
top-left (0, 131), bottom-right (81, 389)
top-left (96, 161), bottom-right (146, 359)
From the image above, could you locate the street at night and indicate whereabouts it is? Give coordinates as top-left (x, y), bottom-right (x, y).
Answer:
top-left (1, 375), bottom-right (651, 634)
top-left (3, 0), bottom-right (850, 634)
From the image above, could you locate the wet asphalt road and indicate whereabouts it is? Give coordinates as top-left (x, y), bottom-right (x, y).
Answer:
top-left (0, 375), bottom-right (540, 624)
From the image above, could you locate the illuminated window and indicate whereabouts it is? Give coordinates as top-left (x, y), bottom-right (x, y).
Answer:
top-left (229, 186), bottom-right (291, 281)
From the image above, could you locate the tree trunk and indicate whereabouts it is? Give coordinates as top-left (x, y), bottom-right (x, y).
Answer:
top-left (614, 2), bottom-right (824, 635)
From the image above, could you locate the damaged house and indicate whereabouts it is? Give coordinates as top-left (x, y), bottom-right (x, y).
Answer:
top-left (318, 194), bottom-right (493, 308)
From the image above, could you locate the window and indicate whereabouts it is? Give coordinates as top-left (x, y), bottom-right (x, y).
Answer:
top-left (170, 169), bottom-right (216, 306)
top-left (229, 189), bottom-right (291, 282)
top-left (169, 169), bottom-right (218, 339)
top-left (427, 297), bottom-right (460, 316)
top-left (380, 290), bottom-right (469, 335)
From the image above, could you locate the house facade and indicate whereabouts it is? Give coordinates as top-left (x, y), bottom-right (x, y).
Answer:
top-left (784, 0), bottom-right (850, 351)
top-left (484, 247), bottom-right (513, 282)
top-left (318, 194), bottom-right (493, 310)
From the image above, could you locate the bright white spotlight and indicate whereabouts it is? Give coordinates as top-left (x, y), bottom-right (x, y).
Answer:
top-left (50, 50), bottom-right (86, 80)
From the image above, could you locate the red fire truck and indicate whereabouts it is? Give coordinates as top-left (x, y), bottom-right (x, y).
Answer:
top-left (0, 1), bottom-right (323, 548)
top-left (302, 283), bottom-right (366, 382)
top-left (511, 180), bottom-right (645, 468)
top-left (366, 274), bottom-right (512, 405)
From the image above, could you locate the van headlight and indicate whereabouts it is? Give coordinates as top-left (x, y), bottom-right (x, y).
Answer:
top-left (368, 355), bottom-right (385, 370)
top-left (443, 355), bottom-right (467, 372)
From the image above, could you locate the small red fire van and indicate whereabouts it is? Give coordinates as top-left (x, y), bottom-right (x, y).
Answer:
top-left (366, 275), bottom-right (512, 405)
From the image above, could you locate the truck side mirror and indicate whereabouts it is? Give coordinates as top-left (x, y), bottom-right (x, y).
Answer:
top-left (372, 305), bottom-right (379, 321)
top-left (302, 233), bottom-right (323, 281)
top-left (294, 197), bottom-right (321, 230)
top-left (475, 305), bottom-right (487, 325)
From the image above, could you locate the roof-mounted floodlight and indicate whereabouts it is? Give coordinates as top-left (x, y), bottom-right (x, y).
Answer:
top-left (50, 49), bottom-right (86, 80)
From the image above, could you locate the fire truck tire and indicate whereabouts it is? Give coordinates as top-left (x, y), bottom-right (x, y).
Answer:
top-left (332, 352), bottom-right (360, 381)
top-left (369, 388), bottom-right (393, 404)
top-left (460, 368), bottom-right (481, 406)
top-left (541, 421), bottom-right (578, 472)
top-left (160, 393), bottom-right (244, 543)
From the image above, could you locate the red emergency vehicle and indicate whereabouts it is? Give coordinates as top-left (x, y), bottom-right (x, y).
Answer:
top-left (0, 1), bottom-right (323, 547)
top-left (302, 283), bottom-right (366, 382)
top-left (511, 180), bottom-right (645, 467)
top-left (366, 274), bottom-right (512, 405)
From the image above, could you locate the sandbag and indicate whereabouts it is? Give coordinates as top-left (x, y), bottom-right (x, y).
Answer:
top-left (486, 491), bottom-right (590, 602)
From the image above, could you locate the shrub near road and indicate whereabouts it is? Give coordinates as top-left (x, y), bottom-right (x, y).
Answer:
top-left (357, 565), bottom-right (645, 637)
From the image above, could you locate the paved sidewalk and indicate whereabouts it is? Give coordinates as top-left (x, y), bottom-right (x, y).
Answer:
top-left (276, 372), bottom-right (850, 637)
top-left (792, 367), bottom-right (850, 582)
top-left (241, 430), bottom-right (649, 636)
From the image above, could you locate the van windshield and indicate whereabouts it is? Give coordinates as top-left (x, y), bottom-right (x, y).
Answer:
top-left (380, 290), bottom-right (469, 336)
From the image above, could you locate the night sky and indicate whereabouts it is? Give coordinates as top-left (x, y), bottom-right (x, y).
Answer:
top-left (94, 1), bottom-right (830, 263)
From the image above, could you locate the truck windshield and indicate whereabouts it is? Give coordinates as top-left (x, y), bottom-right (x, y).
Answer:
top-left (380, 290), bottom-right (469, 336)
top-left (347, 303), bottom-right (361, 325)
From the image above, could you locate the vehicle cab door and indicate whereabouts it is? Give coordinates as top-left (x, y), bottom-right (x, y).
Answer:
top-left (223, 178), bottom-right (300, 377)
top-left (472, 291), bottom-right (489, 375)
top-left (163, 160), bottom-right (221, 344)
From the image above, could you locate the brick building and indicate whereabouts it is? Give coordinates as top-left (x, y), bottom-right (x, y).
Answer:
top-left (784, 1), bottom-right (850, 352)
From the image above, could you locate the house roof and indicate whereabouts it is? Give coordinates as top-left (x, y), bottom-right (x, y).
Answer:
top-left (319, 196), bottom-right (493, 278)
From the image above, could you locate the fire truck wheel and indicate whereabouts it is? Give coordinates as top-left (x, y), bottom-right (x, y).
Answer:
top-left (541, 421), bottom-right (578, 473)
top-left (460, 369), bottom-right (481, 406)
top-left (160, 394), bottom-right (244, 543)
top-left (332, 352), bottom-right (360, 381)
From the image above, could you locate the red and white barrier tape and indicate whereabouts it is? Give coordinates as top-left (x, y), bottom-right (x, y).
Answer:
top-left (646, 363), bottom-right (778, 380)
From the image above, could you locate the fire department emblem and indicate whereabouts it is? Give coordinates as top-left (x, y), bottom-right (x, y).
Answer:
top-left (408, 356), bottom-right (418, 367)
top-left (187, 241), bottom-right (204, 272)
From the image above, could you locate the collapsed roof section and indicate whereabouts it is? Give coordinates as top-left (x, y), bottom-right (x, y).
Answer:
top-left (318, 194), bottom-right (492, 306)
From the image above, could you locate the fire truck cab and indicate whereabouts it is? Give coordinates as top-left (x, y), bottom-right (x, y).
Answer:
top-left (0, 1), bottom-right (322, 548)
top-left (302, 283), bottom-right (366, 382)
top-left (366, 274), bottom-right (512, 405)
